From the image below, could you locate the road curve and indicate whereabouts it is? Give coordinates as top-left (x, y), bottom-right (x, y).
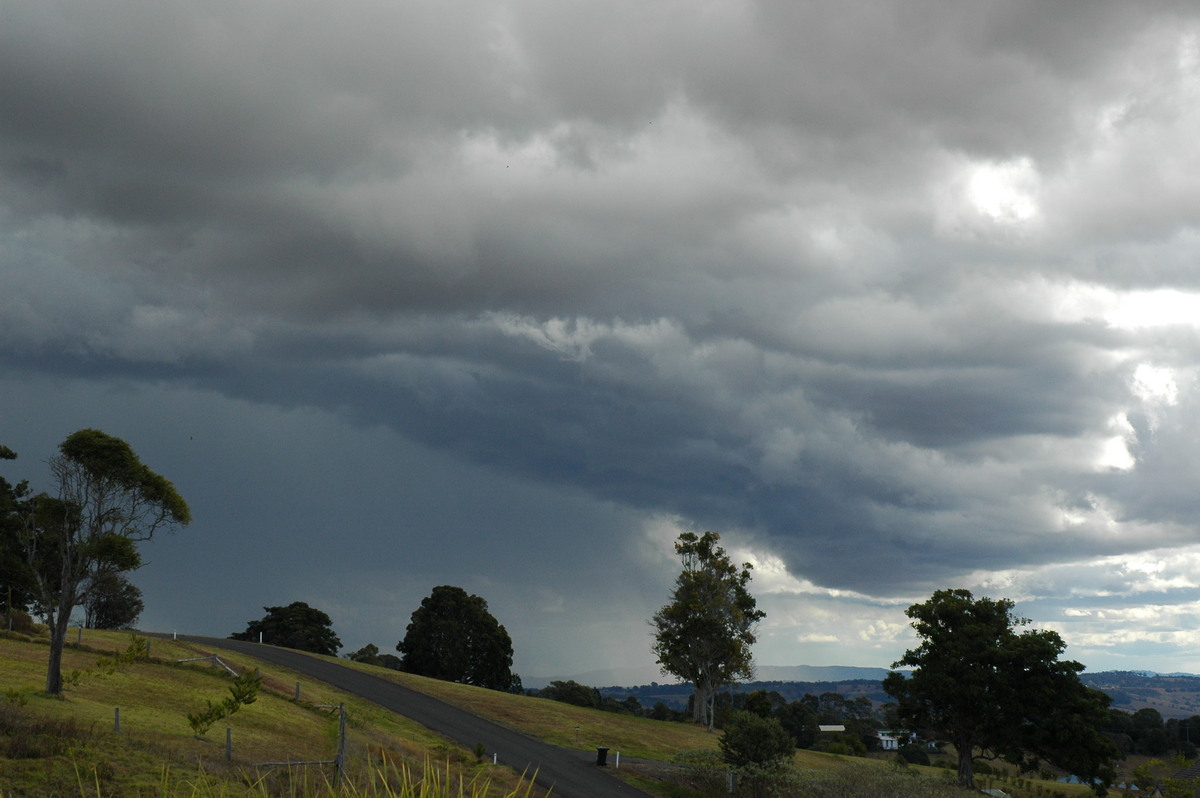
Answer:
top-left (169, 635), bottom-right (653, 798)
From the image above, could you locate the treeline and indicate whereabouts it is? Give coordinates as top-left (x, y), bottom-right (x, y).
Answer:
top-left (1101, 707), bottom-right (1200, 758)
top-left (536, 681), bottom-right (892, 756)
top-left (596, 678), bottom-right (889, 711)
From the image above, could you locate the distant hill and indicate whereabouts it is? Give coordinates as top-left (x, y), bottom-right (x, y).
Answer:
top-left (524, 666), bottom-right (669, 690)
top-left (1080, 670), bottom-right (1200, 719)
top-left (597, 674), bottom-right (894, 711)
top-left (578, 667), bottom-right (1200, 718)
top-left (526, 663), bottom-right (895, 691)
top-left (755, 664), bottom-right (895, 682)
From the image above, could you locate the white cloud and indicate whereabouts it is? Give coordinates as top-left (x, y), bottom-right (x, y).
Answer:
top-left (935, 156), bottom-right (1043, 241)
top-left (1133, 363), bottom-right (1180, 405)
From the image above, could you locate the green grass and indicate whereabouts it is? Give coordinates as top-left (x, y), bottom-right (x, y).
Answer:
top-left (334, 661), bottom-right (721, 762)
top-left (0, 630), bottom-right (542, 797)
top-left (0, 630), bottom-right (1100, 798)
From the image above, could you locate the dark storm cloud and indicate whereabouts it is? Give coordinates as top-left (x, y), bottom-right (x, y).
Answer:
top-left (7, 0), bottom-right (1200, 672)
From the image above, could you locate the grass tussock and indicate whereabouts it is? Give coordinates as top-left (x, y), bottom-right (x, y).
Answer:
top-left (648, 757), bottom-right (974, 798)
top-left (0, 701), bottom-right (92, 758)
top-left (62, 755), bottom-right (541, 798)
top-left (777, 762), bottom-right (968, 798)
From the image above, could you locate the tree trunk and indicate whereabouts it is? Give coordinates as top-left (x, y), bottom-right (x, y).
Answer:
top-left (692, 678), bottom-right (719, 730)
top-left (956, 734), bottom-right (975, 788)
top-left (44, 599), bottom-right (72, 694)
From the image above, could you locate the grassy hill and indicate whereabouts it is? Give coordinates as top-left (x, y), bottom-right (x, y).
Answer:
top-left (0, 629), bottom-right (546, 796)
top-left (0, 629), bottom-right (1091, 797)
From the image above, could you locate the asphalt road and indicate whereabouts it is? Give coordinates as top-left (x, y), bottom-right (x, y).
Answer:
top-left (169, 636), bottom-right (653, 798)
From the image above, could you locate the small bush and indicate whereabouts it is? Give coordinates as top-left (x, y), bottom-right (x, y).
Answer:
top-left (719, 711), bottom-right (795, 768)
top-left (2, 609), bottom-right (37, 634)
top-left (186, 700), bottom-right (227, 737)
top-left (897, 742), bottom-right (931, 766)
top-left (185, 668), bottom-right (262, 736)
top-left (96, 634), bottom-right (151, 674)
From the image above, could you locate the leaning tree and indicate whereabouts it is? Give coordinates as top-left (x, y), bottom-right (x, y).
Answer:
top-left (883, 588), bottom-right (1117, 793)
top-left (651, 531), bottom-right (764, 730)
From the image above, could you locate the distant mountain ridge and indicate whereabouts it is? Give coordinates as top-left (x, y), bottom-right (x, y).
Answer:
top-left (754, 664), bottom-right (895, 682)
top-left (1079, 670), bottom-right (1200, 718)
top-left (525, 663), bottom-right (895, 690)
top-left (531, 666), bottom-right (1200, 719)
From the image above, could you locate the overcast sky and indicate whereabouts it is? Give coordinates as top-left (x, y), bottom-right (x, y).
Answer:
top-left (7, 1), bottom-right (1200, 683)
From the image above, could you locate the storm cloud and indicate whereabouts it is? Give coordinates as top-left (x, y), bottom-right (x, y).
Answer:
top-left (5, 1), bottom-right (1200, 678)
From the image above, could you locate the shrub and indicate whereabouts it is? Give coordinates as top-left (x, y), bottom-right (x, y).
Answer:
top-left (897, 742), bottom-right (931, 765)
top-left (2, 609), bottom-right (37, 634)
top-left (185, 668), bottom-right (262, 736)
top-left (719, 711), bottom-right (795, 768)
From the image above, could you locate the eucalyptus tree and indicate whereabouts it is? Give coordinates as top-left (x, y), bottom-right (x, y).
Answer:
top-left (651, 531), bottom-right (764, 730)
top-left (17, 429), bottom-right (190, 693)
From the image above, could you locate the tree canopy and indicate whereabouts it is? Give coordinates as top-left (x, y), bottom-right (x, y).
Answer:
top-left (11, 430), bottom-right (189, 693)
top-left (651, 531), bottom-right (764, 729)
top-left (345, 642), bottom-right (403, 670)
top-left (83, 571), bottom-right (144, 629)
top-left (882, 589), bottom-right (1117, 793)
top-left (538, 679), bottom-right (602, 708)
top-left (397, 585), bottom-right (515, 691)
top-left (231, 601), bottom-right (342, 656)
top-left (0, 446), bottom-right (36, 617)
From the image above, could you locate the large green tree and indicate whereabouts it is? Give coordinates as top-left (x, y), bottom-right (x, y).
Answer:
top-left (397, 585), bottom-right (515, 691)
top-left (15, 429), bottom-right (190, 694)
top-left (882, 589), bottom-right (1117, 793)
top-left (231, 601), bottom-right (342, 656)
top-left (651, 531), bottom-right (764, 730)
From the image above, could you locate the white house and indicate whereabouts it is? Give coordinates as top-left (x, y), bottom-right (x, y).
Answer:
top-left (876, 730), bottom-right (914, 751)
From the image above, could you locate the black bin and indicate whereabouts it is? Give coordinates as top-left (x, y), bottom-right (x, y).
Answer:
top-left (595, 746), bottom-right (609, 766)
